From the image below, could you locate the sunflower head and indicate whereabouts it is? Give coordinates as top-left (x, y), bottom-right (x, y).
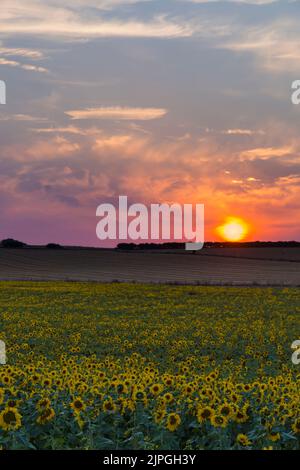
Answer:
top-left (70, 397), bottom-right (86, 413)
top-left (292, 418), bottom-right (300, 434)
top-left (103, 399), bottom-right (117, 413)
top-left (197, 406), bottom-right (213, 424)
top-left (0, 407), bottom-right (22, 431)
top-left (166, 413), bottom-right (181, 432)
top-left (211, 414), bottom-right (228, 428)
top-left (236, 433), bottom-right (251, 447)
top-left (37, 407), bottom-right (55, 425)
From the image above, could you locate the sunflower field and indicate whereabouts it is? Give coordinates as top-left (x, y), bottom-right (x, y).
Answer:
top-left (0, 281), bottom-right (299, 450)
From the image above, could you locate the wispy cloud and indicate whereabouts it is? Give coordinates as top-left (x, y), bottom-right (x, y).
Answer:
top-left (0, 114), bottom-right (48, 121)
top-left (219, 19), bottom-right (300, 71)
top-left (0, 18), bottom-right (192, 39)
top-left (0, 45), bottom-right (44, 59)
top-left (65, 106), bottom-right (168, 121)
top-left (188, 0), bottom-right (278, 4)
top-left (0, 58), bottom-right (48, 73)
top-left (222, 129), bottom-right (265, 136)
top-left (33, 126), bottom-right (88, 135)
top-left (0, 0), bottom-right (193, 39)
top-left (240, 145), bottom-right (294, 161)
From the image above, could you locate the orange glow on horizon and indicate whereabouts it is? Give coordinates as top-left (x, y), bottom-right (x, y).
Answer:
top-left (216, 217), bottom-right (250, 242)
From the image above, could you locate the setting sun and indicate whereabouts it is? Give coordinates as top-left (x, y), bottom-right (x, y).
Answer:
top-left (216, 217), bottom-right (249, 242)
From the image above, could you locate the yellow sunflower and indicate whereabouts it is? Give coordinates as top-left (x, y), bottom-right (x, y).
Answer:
top-left (197, 406), bottom-right (214, 424)
top-left (36, 397), bottom-right (51, 411)
top-left (166, 413), bottom-right (181, 432)
top-left (103, 399), bottom-right (117, 413)
top-left (37, 407), bottom-right (55, 425)
top-left (268, 431), bottom-right (280, 442)
top-left (0, 407), bottom-right (22, 431)
top-left (70, 397), bottom-right (86, 414)
top-left (210, 414), bottom-right (228, 428)
top-left (292, 418), bottom-right (300, 434)
top-left (237, 434), bottom-right (251, 447)
top-left (150, 384), bottom-right (163, 396)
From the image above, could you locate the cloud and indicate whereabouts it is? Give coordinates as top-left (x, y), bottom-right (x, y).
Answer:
top-left (240, 145), bottom-right (294, 161)
top-left (188, 0), bottom-right (278, 4)
top-left (0, 46), bottom-right (44, 59)
top-left (222, 129), bottom-right (265, 136)
top-left (33, 126), bottom-right (90, 135)
top-left (0, 0), bottom-right (284, 54)
top-left (219, 19), bottom-right (300, 71)
top-left (62, 0), bottom-right (150, 9)
top-left (0, 114), bottom-right (48, 121)
top-left (0, 58), bottom-right (48, 73)
top-left (0, 1), bottom-right (193, 39)
top-left (0, 18), bottom-right (192, 39)
top-left (65, 106), bottom-right (168, 121)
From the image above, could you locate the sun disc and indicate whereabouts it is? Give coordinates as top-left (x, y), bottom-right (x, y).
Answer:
top-left (216, 217), bottom-right (249, 242)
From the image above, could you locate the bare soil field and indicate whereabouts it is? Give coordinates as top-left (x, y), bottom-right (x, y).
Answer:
top-left (0, 247), bottom-right (299, 285)
top-left (201, 246), bottom-right (300, 262)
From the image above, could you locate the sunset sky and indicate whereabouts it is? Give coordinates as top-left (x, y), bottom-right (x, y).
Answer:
top-left (0, 0), bottom-right (300, 245)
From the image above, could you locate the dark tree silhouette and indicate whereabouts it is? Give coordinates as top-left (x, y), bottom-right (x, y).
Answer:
top-left (0, 238), bottom-right (27, 248)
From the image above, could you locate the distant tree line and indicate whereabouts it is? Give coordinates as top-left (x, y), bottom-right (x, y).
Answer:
top-left (117, 241), bottom-right (300, 250)
top-left (0, 239), bottom-right (63, 249)
top-left (1, 238), bottom-right (299, 250)
top-left (0, 238), bottom-right (27, 248)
